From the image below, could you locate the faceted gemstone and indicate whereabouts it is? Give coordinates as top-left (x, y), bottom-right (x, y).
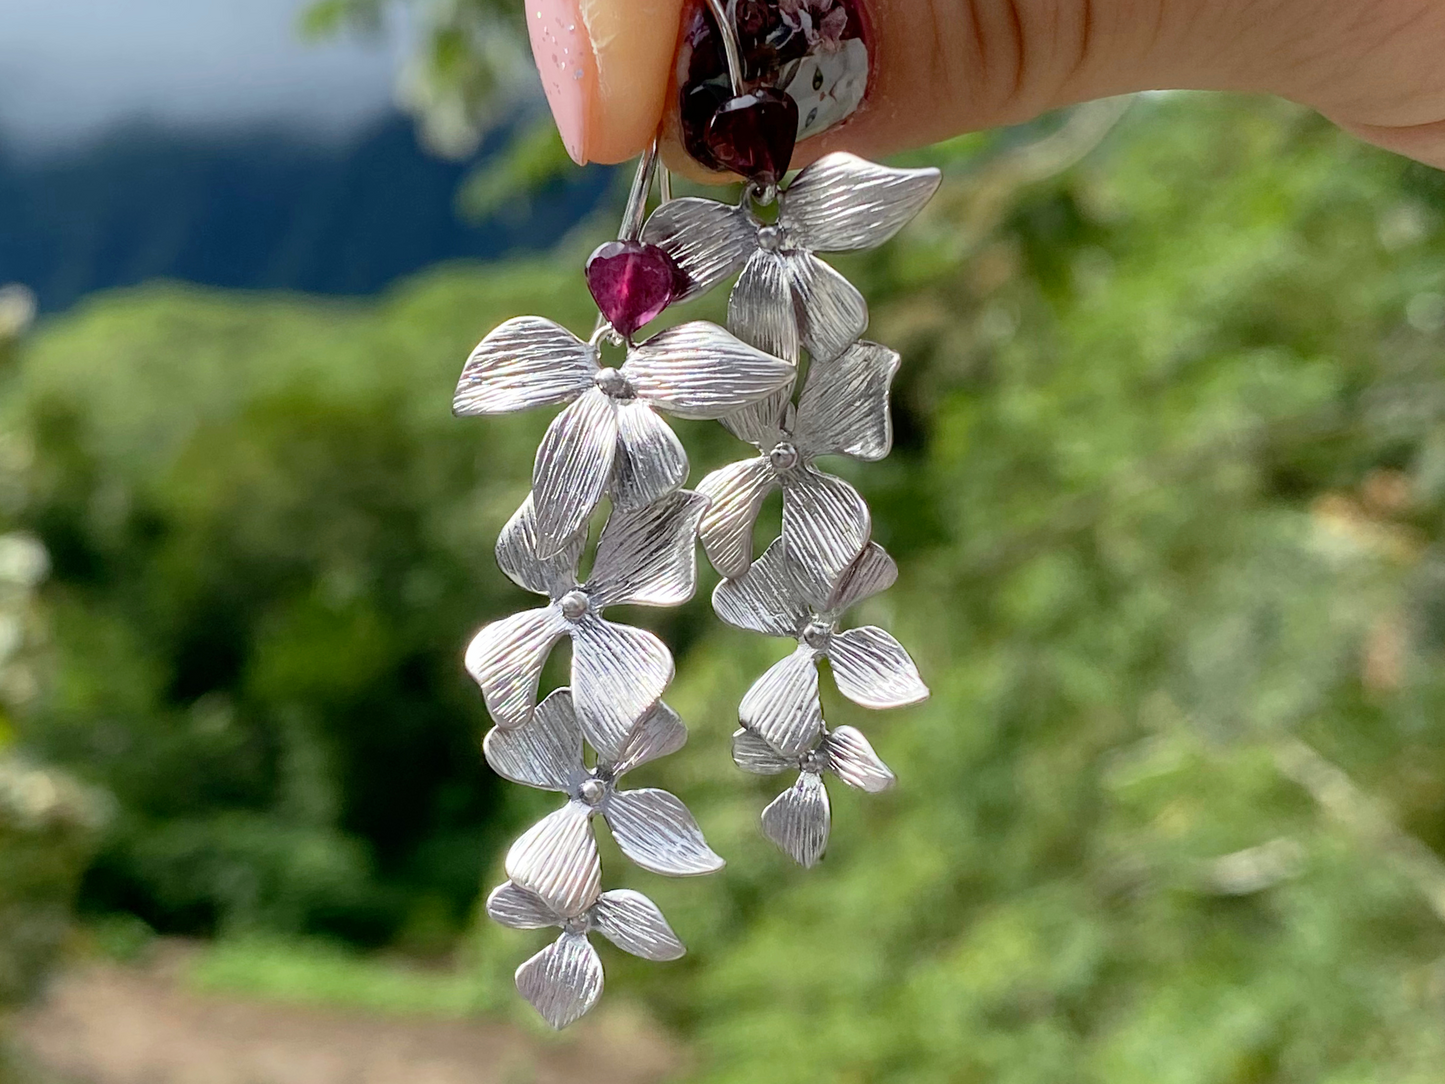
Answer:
top-left (705, 89), bottom-right (799, 185)
top-left (585, 241), bottom-right (679, 337)
top-left (677, 0), bottom-right (871, 175)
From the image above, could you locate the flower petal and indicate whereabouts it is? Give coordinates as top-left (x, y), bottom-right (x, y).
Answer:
top-left (515, 932), bottom-right (603, 1030)
top-left (823, 725), bottom-right (896, 793)
top-left (611, 401), bottom-right (689, 510)
top-left (826, 626), bottom-right (930, 709)
top-left (794, 341), bottom-right (900, 461)
top-left (570, 617), bottom-right (674, 760)
top-left (587, 490), bottom-right (709, 609)
top-left (782, 466), bottom-right (871, 602)
top-left (761, 772), bottom-right (831, 868)
top-left (464, 607), bottom-right (568, 730)
top-left (787, 252), bottom-right (868, 364)
top-left (711, 537), bottom-right (810, 638)
top-left (590, 890), bottom-right (686, 962)
top-left (729, 249), bottom-right (799, 363)
top-left (731, 728), bottom-right (795, 776)
top-left (826, 541), bottom-right (898, 615)
top-left (782, 154), bottom-right (942, 253)
top-left (485, 880), bottom-right (559, 930)
top-left (604, 788), bottom-right (726, 876)
top-left (696, 457), bottom-right (778, 580)
top-left (453, 316), bottom-right (595, 416)
top-left (505, 801), bottom-right (601, 918)
top-left (609, 700), bottom-right (688, 777)
top-left (483, 688), bottom-right (585, 791)
top-left (532, 387), bottom-right (618, 558)
top-left (640, 196), bottom-right (755, 302)
top-left (496, 494), bottom-right (584, 599)
top-left (623, 322), bottom-right (795, 421)
top-left (739, 645), bottom-right (825, 758)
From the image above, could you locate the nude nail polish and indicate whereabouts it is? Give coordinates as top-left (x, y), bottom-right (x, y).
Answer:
top-left (527, 0), bottom-right (596, 164)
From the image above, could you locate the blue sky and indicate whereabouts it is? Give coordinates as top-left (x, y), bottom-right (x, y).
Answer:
top-left (0, 0), bottom-right (405, 149)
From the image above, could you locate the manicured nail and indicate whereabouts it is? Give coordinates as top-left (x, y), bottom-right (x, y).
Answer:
top-left (526, 0), bottom-right (596, 165)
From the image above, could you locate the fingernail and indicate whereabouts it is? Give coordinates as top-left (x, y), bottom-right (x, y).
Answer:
top-left (526, 0), bottom-right (596, 165)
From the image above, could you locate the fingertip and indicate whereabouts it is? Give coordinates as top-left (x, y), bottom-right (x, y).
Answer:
top-left (526, 0), bottom-right (685, 166)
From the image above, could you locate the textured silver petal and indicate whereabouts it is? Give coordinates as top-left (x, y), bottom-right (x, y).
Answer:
top-left (788, 252), bottom-right (868, 364)
top-left (782, 153), bottom-right (942, 253)
top-left (827, 625), bottom-right (930, 709)
top-left (587, 490), bottom-right (709, 609)
top-left (604, 788), bottom-right (726, 876)
top-left (823, 725), bottom-right (897, 793)
top-left (515, 933), bottom-right (603, 1030)
top-left (640, 196), bottom-right (755, 302)
top-left (729, 249), bottom-right (800, 363)
top-left (505, 801), bottom-right (601, 918)
top-left (532, 387), bottom-right (618, 557)
top-left (611, 401), bottom-right (689, 510)
top-left (711, 537), bottom-right (810, 638)
top-left (623, 322), bottom-right (795, 421)
top-left (590, 890), bottom-right (686, 962)
top-left (696, 457), bottom-right (778, 580)
top-left (827, 541), bottom-right (899, 615)
top-left (482, 688), bottom-right (585, 792)
top-left (464, 607), bottom-right (568, 730)
top-left (761, 772), bottom-right (831, 868)
top-left (453, 316), bottom-right (596, 416)
top-left (739, 646), bottom-right (825, 757)
top-left (782, 466), bottom-right (872, 599)
top-left (485, 880), bottom-right (560, 930)
top-left (720, 387), bottom-right (794, 448)
top-left (495, 494), bottom-right (584, 599)
top-left (731, 728), bottom-right (795, 776)
top-left (570, 617), bottom-right (674, 759)
top-left (795, 341), bottom-right (900, 461)
top-left (609, 700), bottom-right (688, 777)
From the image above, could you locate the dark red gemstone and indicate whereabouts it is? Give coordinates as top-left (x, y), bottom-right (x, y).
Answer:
top-left (585, 241), bottom-right (679, 338)
top-left (704, 89), bottom-right (799, 185)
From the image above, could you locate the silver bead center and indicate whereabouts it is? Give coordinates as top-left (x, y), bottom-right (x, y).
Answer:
top-left (801, 619), bottom-right (833, 650)
top-left (757, 224), bottom-right (784, 252)
top-left (559, 589), bottom-right (591, 621)
top-left (578, 777), bottom-right (606, 806)
top-left (562, 914), bottom-right (590, 934)
top-left (594, 367), bottom-right (632, 398)
top-left (800, 748), bottom-right (827, 774)
top-left (768, 441), bottom-right (800, 471)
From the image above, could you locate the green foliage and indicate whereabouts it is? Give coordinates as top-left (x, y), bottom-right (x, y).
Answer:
top-left (304, 0), bottom-right (529, 156)
top-left (17, 92), bottom-right (1445, 1080)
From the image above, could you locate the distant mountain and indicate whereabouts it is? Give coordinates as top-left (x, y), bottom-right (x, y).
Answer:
top-left (0, 114), bottom-right (613, 311)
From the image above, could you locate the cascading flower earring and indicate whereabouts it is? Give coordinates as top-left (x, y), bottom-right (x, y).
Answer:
top-left (456, 0), bottom-right (939, 1027)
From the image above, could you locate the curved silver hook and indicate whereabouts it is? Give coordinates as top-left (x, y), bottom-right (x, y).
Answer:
top-left (705, 0), bottom-right (747, 95)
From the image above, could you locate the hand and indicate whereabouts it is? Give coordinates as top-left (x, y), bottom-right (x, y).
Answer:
top-left (524, 0), bottom-right (1445, 171)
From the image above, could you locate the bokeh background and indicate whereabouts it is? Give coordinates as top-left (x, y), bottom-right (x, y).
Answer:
top-left (3, 2), bottom-right (1445, 1082)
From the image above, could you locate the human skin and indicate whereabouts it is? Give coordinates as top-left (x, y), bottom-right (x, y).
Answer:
top-left (523, 0), bottom-right (1445, 173)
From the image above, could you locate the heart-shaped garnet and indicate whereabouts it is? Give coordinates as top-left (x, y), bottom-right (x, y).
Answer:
top-left (585, 240), bottom-right (680, 338)
top-left (704, 88), bottom-right (799, 186)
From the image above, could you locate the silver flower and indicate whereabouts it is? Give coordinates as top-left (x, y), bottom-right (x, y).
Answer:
top-left (486, 688), bottom-right (724, 918)
top-left (713, 539), bottom-right (928, 757)
top-left (733, 724), bottom-right (894, 868)
top-left (487, 879), bottom-right (684, 1029)
top-left (696, 339), bottom-right (898, 582)
top-left (643, 153), bottom-right (941, 364)
top-left (453, 317), bottom-right (794, 555)
top-left (465, 489), bottom-right (708, 754)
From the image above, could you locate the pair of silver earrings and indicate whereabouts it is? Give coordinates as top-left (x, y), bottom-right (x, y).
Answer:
top-left (453, 0), bottom-right (939, 1030)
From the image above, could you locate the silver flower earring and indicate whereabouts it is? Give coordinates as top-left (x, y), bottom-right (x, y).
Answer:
top-left (455, 0), bottom-right (939, 1028)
